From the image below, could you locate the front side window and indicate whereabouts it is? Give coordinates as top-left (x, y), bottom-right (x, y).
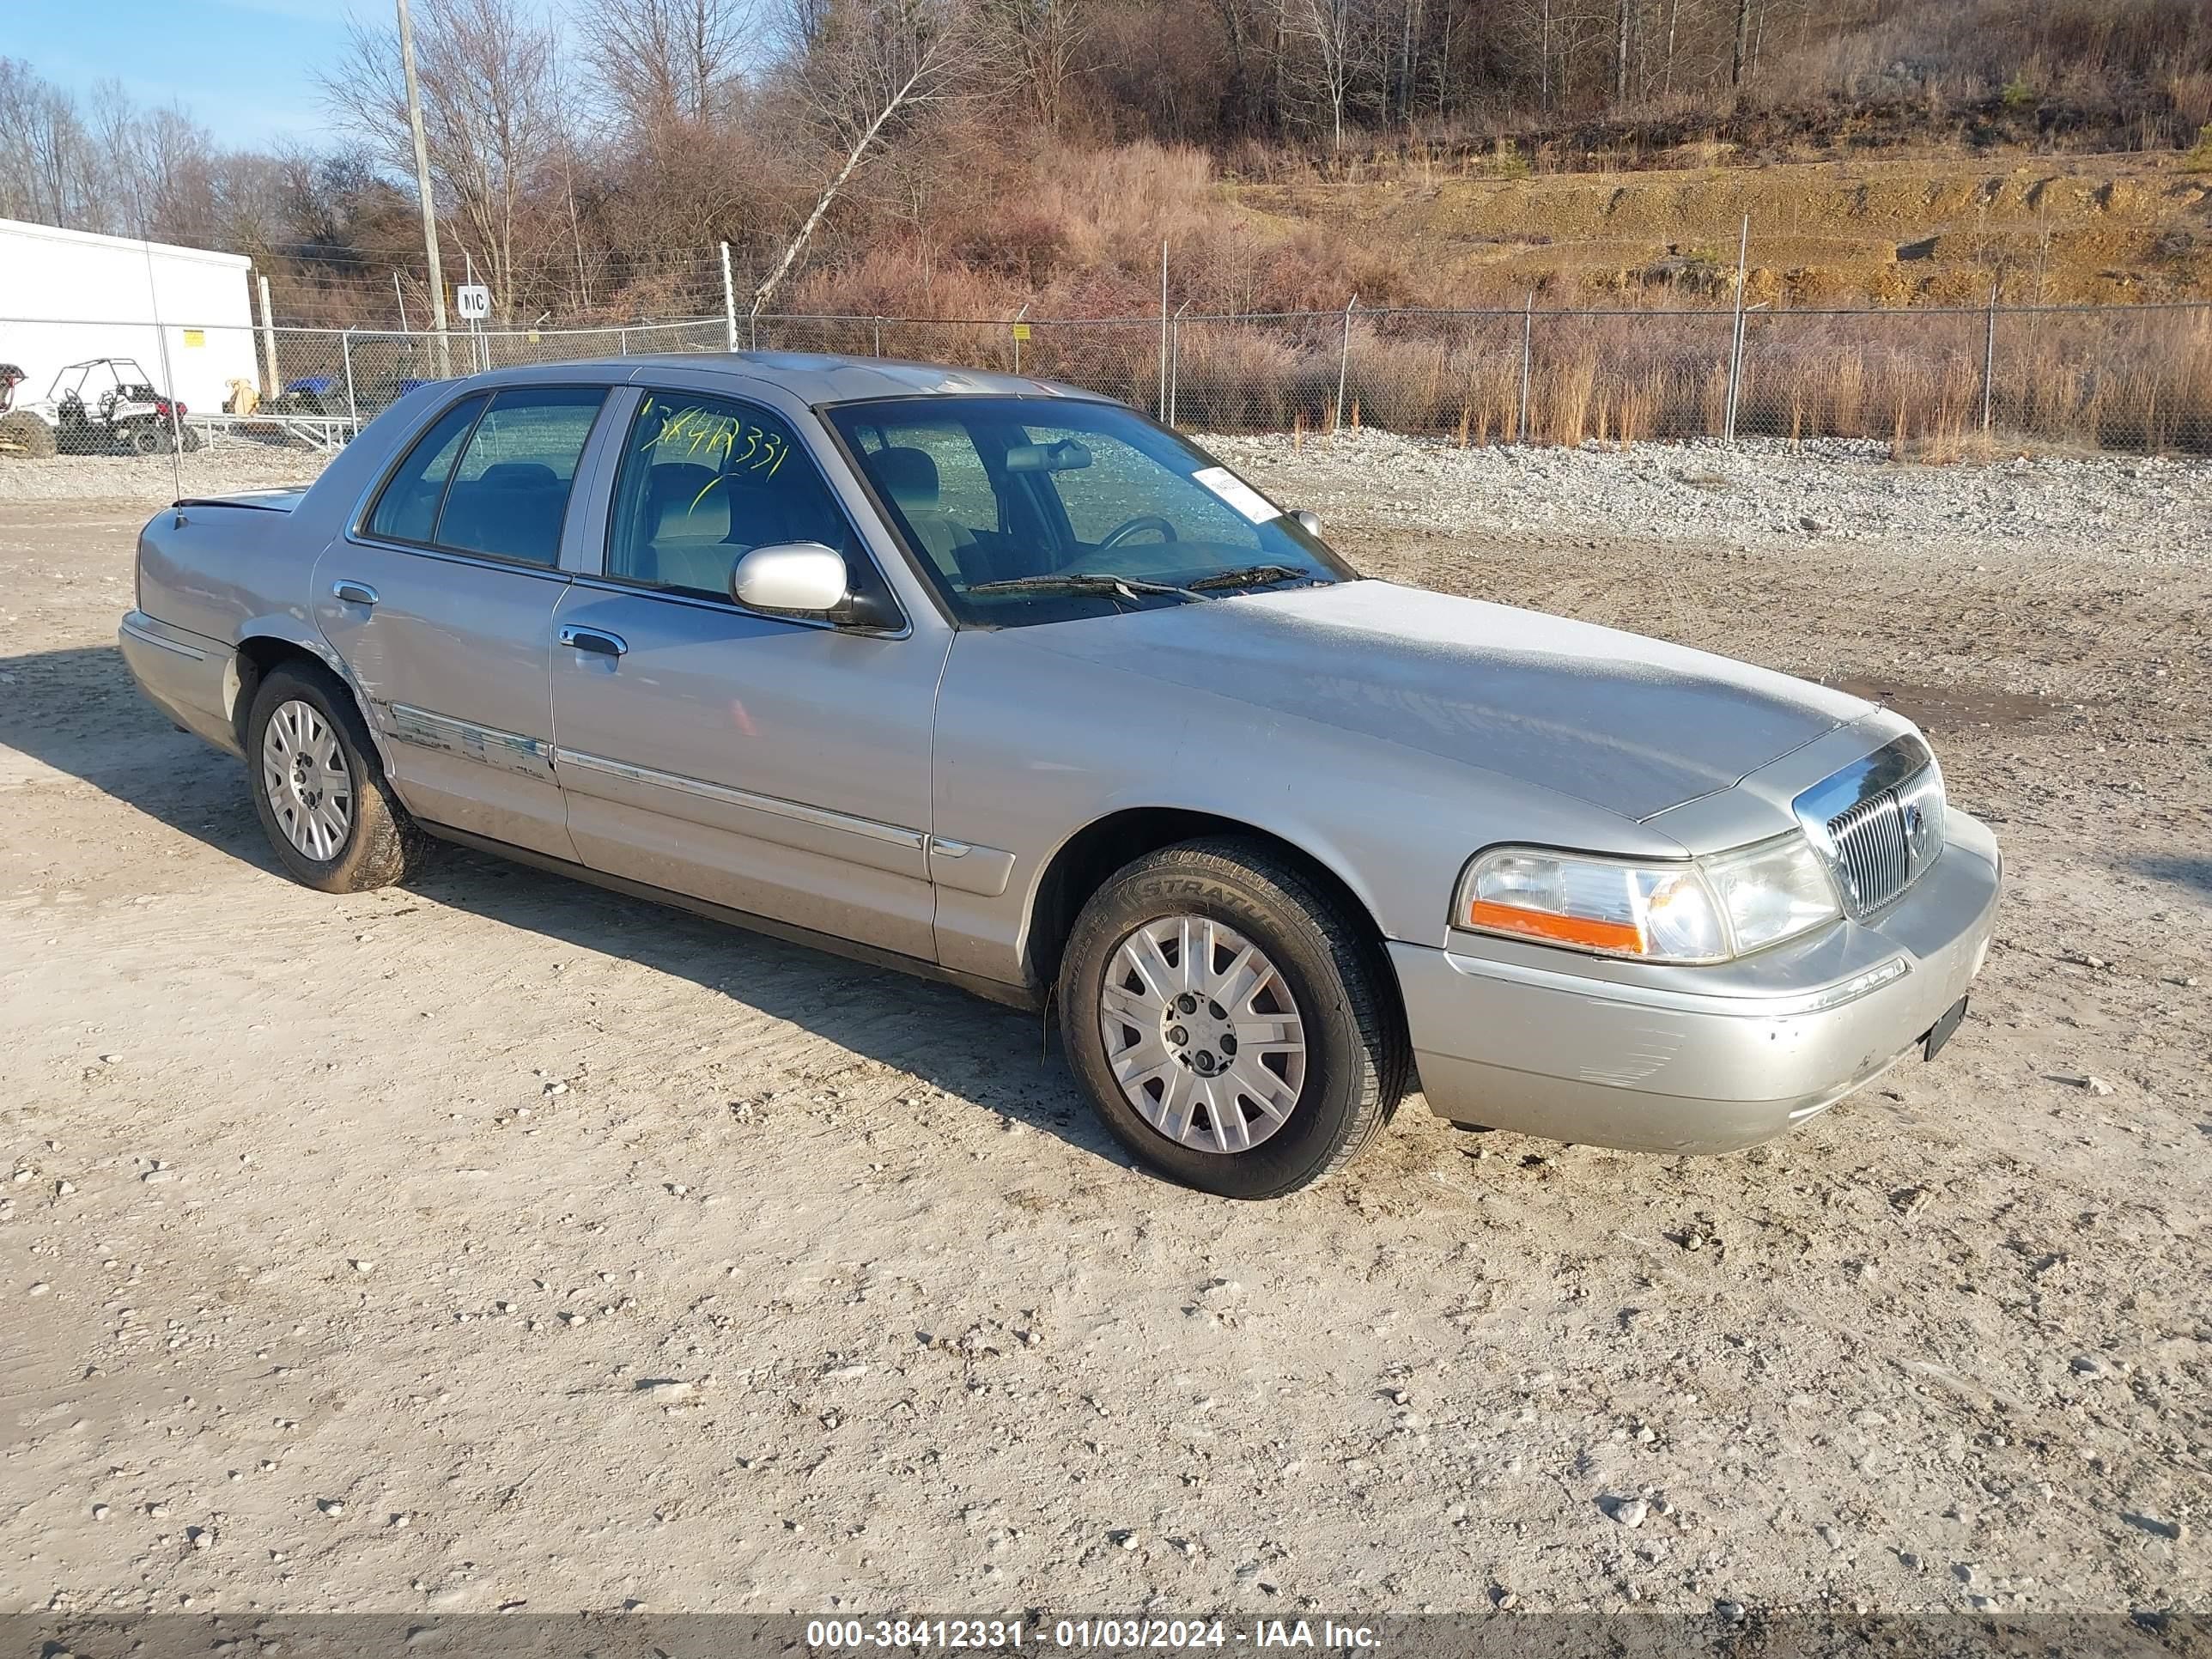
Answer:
top-left (605, 391), bottom-right (891, 620)
top-left (823, 396), bottom-right (1351, 626)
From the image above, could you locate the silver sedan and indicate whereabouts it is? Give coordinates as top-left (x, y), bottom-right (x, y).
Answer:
top-left (118, 354), bottom-right (1999, 1198)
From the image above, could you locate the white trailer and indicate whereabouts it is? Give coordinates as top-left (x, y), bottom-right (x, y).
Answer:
top-left (0, 217), bottom-right (258, 416)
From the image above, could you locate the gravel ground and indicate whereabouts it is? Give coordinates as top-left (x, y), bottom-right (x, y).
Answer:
top-left (1, 435), bottom-right (2207, 1624)
top-left (0, 447), bottom-right (331, 503)
top-left (1209, 430), bottom-right (2212, 572)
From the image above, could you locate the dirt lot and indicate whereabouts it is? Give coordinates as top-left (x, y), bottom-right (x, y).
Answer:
top-left (1, 441), bottom-right (2206, 1623)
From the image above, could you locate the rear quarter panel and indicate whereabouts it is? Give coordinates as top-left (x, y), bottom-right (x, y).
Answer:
top-left (129, 387), bottom-right (456, 747)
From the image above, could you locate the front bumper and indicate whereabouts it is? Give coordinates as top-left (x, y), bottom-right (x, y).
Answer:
top-left (1394, 808), bottom-right (2001, 1154)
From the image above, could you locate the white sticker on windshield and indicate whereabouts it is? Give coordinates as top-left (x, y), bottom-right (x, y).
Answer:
top-left (1190, 465), bottom-right (1281, 526)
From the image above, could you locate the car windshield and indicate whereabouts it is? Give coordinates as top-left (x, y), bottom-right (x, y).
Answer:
top-left (823, 396), bottom-right (1352, 625)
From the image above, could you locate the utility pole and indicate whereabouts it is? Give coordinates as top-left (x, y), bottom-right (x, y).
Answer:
top-left (397, 0), bottom-right (451, 378)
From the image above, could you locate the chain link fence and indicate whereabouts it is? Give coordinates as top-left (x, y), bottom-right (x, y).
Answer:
top-left (5, 301), bottom-right (2209, 465)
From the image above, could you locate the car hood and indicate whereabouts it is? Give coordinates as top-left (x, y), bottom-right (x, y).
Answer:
top-left (1014, 579), bottom-right (1874, 822)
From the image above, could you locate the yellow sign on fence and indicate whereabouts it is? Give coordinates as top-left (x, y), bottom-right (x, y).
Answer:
top-left (1012, 322), bottom-right (1031, 342)
top-left (181, 329), bottom-right (205, 347)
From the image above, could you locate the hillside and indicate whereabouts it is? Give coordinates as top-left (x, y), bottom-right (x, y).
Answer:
top-left (1233, 150), bottom-right (2212, 309)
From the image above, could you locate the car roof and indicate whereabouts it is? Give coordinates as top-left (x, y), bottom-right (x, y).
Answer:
top-left (458, 350), bottom-right (1120, 408)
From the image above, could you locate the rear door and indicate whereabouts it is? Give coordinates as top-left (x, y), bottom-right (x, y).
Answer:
top-left (546, 386), bottom-right (946, 959)
top-left (313, 385), bottom-right (613, 860)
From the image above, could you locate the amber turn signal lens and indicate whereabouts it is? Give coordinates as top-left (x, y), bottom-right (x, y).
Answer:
top-left (1464, 898), bottom-right (1644, 954)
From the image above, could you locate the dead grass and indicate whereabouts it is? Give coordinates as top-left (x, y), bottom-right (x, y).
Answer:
top-left (763, 132), bottom-right (2212, 458)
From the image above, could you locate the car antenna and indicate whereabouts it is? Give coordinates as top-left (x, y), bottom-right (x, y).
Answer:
top-left (137, 225), bottom-right (187, 525)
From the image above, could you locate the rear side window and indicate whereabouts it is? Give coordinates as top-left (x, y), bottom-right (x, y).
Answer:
top-left (367, 395), bottom-right (484, 544)
top-left (434, 387), bottom-right (607, 565)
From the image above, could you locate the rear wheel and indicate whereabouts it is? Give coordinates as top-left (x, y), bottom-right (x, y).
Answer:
top-left (125, 421), bottom-right (173, 456)
top-left (246, 664), bottom-right (422, 892)
top-left (1057, 837), bottom-right (1408, 1199)
top-left (0, 411), bottom-right (56, 459)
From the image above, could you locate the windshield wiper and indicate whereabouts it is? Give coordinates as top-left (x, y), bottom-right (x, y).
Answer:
top-left (967, 572), bottom-right (1200, 602)
top-left (1183, 563), bottom-right (1315, 593)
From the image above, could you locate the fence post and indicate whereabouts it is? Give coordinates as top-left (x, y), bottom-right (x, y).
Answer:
top-left (257, 274), bottom-right (282, 400)
top-left (341, 328), bottom-right (359, 436)
top-left (1158, 238), bottom-right (1170, 420)
top-left (873, 315), bottom-right (883, 357)
top-left (1981, 284), bottom-right (1997, 435)
top-left (617, 328), bottom-right (628, 356)
top-left (720, 242), bottom-right (738, 353)
top-left (1168, 301), bottom-right (1188, 428)
top-left (1012, 301), bottom-right (1030, 375)
top-left (1517, 291), bottom-right (1534, 443)
top-left (1334, 295), bottom-right (1358, 432)
top-left (1724, 215), bottom-right (1749, 444)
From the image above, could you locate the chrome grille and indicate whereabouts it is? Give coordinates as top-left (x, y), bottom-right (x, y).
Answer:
top-left (1828, 789), bottom-right (1912, 914)
top-left (1793, 734), bottom-right (1947, 920)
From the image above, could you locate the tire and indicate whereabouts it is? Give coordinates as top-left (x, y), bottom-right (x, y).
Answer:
top-left (245, 663), bottom-right (422, 893)
top-left (0, 411), bottom-right (56, 459)
top-left (126, 422), bottom-right (173, 456)
top-left (1057, 837), bottom-right (1409, 1199)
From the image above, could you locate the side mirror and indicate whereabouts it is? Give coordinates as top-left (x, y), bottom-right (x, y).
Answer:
top-left (731, 541), bottom-right (848, 617)
top-left (1292, 509), bottom-right (1322, 537)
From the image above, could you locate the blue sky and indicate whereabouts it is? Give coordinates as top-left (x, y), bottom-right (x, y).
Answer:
top-left (10, 0), bottom-right (369, 149)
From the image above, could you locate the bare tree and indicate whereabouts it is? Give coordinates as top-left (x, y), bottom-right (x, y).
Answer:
top-left (749, 0), bottom-right (995, 321)
top-left (93, 88), bottom-right (222, 242)
top-left (579, 0), bottom-right (757, 130)
top-left (0, 58), bottom-right (99, 229)
top-left (1288, 0), bottom-right (1355, 151)
top-left (980, 0), bottom-right (1087, 133)
top-left (321, 0), bottom-right (563, 321)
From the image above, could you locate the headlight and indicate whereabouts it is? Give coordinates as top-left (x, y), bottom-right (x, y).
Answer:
top-left (1456, 835), bottom-right (1841, 963)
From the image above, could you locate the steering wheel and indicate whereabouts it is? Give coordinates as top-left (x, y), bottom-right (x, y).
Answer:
top-left (1097, 514), bottom-right (1177, 550)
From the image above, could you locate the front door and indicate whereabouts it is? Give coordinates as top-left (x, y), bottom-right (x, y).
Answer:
top-left (547, 388), bottom-right (945, 961)
top-left (313, 385), bottom-right (610, 860)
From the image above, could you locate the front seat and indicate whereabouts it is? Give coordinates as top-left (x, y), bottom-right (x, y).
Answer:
top-left (872, 447), bottom-right (980, 581)
top-left (641, 463), bottom-right (734, 594)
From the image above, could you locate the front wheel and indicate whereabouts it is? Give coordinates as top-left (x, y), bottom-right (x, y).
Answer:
top-left (1057, 838), bottom-right (1408, 1199)
top-left (245, 664), bottom-right (422, 892)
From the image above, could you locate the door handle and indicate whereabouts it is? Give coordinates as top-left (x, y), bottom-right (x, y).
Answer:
top-left (559, 625), bottom-right (628, 658)
top-left (331, 580), bottom-right (379, 606)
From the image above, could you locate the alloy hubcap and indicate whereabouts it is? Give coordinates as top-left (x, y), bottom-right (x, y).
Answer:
top-left (261, 699), bottom-right (353, 861)
top-left (1097, 915), bottom-right (1307, 1155)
